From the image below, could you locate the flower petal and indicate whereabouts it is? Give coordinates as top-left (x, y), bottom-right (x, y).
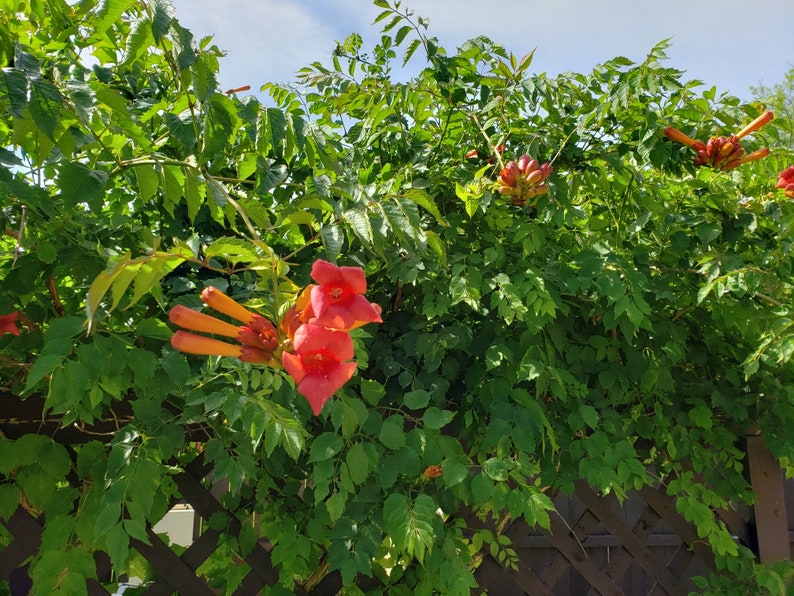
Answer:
top-left (297, 361), bottom-right (357, 415)
top-left (293, 324), bottom-right (354, 360)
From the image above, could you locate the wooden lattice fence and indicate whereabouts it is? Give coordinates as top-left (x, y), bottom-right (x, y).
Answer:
top-left (1, 398), bottom-right (791, 595)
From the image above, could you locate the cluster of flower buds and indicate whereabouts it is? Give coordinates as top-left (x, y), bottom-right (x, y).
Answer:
top-left (776, 166), bottom-right (794, 199)
top-left (495, 154), bottom-right (553, 206)
top-left (169, 259), bottom-right (382, 415)
top-left (663, 110), bottom-right (773, 171)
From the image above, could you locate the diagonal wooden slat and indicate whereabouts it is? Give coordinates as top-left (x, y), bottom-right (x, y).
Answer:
top-left (0, 508), bottom-right (42, 578)
top-left (638, 485), bottom-right (716, 570)
top-left (173, 455), bottom-right (285, 591)
top-left (539, 504), bottom-right (603, 591)
top-left (574, 481), bottom-right (680, 594)
top-left (541, 508), bottom-right (626, 596)
top-left (132, 525), bottom-right (216, 595)
top-left (601, 499), bottom-right (662, 586)
top-left (501, 518), bottom-right (563, 596)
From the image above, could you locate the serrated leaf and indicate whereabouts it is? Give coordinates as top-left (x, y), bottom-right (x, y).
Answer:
top-left (379, 416), bottom-right (406, 449)
top-left (164, 111), bottom-right (197, 150)
top-left (423, 407), bottom-right (454, 429)
top-left (265, 107), bottom-right (286, 152)
top-left (346, 442), bottom-right (371, 485)
top-left (394, 25), bottom-right (412, 46)
top-left (0, 484), bottom-right (20, 521)
top-left (151, 0), bottom-right (174, 43)
top-left (403, 38), bottom-right (421, 66)
top-left (308, 432), bottom-right (344, 463)
top-left (403, 389), bottom-right (430, 409)
top-left (122, 16), bottom-right (153, 66)
top-left (3, 68), bottom-right (29, 118)
top-left (95, 0), bottom-right (136, 33)
top-left (401, 188), bottom-right (447, 226)
top-left (579, 404), bottom-right (599, 429)
top-left (105, 523), bottom-right (130, 571)
top-left (86, 248), bottom-right (193, 326)
top-left (204, 237), bottom-right (261, 263)
top-left (134, 164), bottom-right (159, 202)
top-left (343, 207), bottom-right (374, 247)
top-left (29, 78), bottom-right (63, 139)
top-left (58, 162), bottom-right (108, 211)
top-left (202, 93), bottom-right (239, 158)
top-left (326, 491), bottom-right (346, 523)
top-left (321, 223), bottom-right (343, 261)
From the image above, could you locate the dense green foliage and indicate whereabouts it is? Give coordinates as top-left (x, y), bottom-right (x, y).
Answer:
top-left (1, 0), bottom-right (793, 593)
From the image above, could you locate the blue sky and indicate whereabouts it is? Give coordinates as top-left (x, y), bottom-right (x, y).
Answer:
top-left (172, 0), bottom-right (793, 101)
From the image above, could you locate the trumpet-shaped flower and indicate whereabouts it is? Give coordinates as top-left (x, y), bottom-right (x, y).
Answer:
top-left (170, 331), bottom-right (272, 363)
top-left (282, 324), bottom-right (357, 415)
top-left (169, 288), bottom-right (279, 365)
top-left (169, 304), bottom-right (278, 352)
top-left (309, 259), bottom-right (382, 330)
top-left (776, 166), bottom-right (794, 198)
top-left (664, 111), bottom-right (773, 171)
top-left (0, 311), bottom-right (19, 336)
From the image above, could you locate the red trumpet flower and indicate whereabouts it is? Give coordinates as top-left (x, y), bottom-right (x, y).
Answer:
top-left (776, 166), bottom-right (794, 198)
top-left (169, 288), bottom-right (279, 364)
top-left (308, 259), bottom-right (382, 331)
top-left (282, 324), bottom-right (357, 415)
top-left (0, 311), bottom-right (20, 336)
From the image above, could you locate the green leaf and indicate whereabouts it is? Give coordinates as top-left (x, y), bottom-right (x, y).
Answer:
top-left (579, 405), bottom-right (599, 430)
top-left (326, 491), bottom-right (346, 523)
top-left (95, 0), bottom-right (136, 33)
top-left (136, 317), bottom-right (173, 340)
top-left (359, 378), bottom-right (385, 405)
top-left (204, 237), bottom-right (261, 263)
top-left (404, 389), bottom-right (430, 409)
top-left (343, 207), bottom-right (374, 247)
top-left (0, 484), bottom-right (20, 521)
top-left (321, 223), bottom-right (343, 261)
top-left (383, 493), bottom-right (436, 563)
top-left (29, 78), bottom-right (63, 140)
top-left (308, 432), bottom-right (344, 463)
top-left (58, 162), bottom-right (109, 211)
top-left (346, 442), bottom-right (371, 485)
top-left (134, 164), bottom-right (160, 202)
top-left (483, 457), bottom-right (512, 481)
top-left (379, 416), bottom-right (406, 449)
top-left (422, 407), bottom-right (454, 429)
top-left (30, 546), bottom-right (97, 593)
top-left (86, 247), bottom-right (193, 326)
top-left (2, 68), bottom-right (29, 118)
top-left (442, 461), bottom-right (469, 487)
top-left (202, 93), bottom-right (239, 158)
top-left (105, 523), bottom-right (130, 571)
top-left (164, 112), bottom-right (197, 150)
top-left (151, 0), bottom-right (175, 43)
top-left (401, 188), bottom-right (448, 226)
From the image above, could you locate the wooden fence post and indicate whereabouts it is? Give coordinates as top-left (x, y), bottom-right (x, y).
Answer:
top-left (746, 432), bottom-right (791, 562)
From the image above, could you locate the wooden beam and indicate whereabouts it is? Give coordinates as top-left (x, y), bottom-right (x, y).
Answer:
top-left (746, 433), bottom-right (791, 562)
